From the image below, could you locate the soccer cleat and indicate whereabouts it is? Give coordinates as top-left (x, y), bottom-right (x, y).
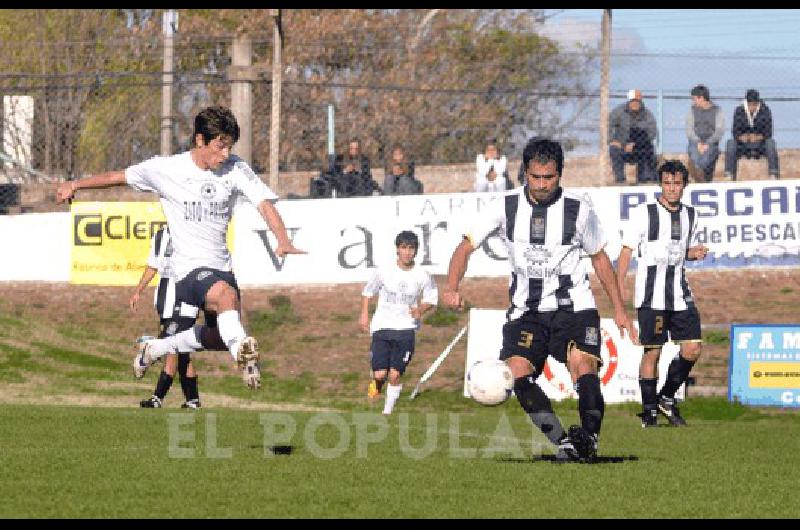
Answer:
top-left (555, 436), bottom-right (580, 462)
top-left (638, 409), bottom-right (659, 428)
top-left (236, 337), bottom-right (261, 389)
top-left (367, 380), bottom-right (380, 400)
top-left (560, 425), bottom-right (597, 462)
top-left (658, 396), bottom-right (687, 426)
top-left (140, 395), bottom-right (162, 408)
top-left (133, 336), bottom-right (156, 379)
top-left (181, 399), bottom-right (202, 409)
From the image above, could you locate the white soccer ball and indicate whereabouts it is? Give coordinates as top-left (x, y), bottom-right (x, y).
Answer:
top-left (467, 359), bottom-right (514, 406)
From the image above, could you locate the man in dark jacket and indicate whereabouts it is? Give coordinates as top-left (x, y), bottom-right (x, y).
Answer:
top-left (333, 139), bottom-right (381, 196)
top-left (609, 89), bottom-right (658, 184)
top-left (383, 146), bottom-right (423, 195)
top-left (724, 89), bottom-right (779, 180)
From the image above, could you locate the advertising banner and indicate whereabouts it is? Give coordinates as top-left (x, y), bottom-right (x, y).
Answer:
top-left (729, 324), bottom-right (800, 407)
top-left (464, 309), bottom-right (682, 404)
top-left (2, 179), bottom-right (796, 284)
top-left (232, 179), bottom-right (800, 286)
top-left (70, 201), bottom-right (167, 285)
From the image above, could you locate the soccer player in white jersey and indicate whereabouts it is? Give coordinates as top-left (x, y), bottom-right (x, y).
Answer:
top-left (56, 106), bottom-right (305, 389)
top-left (442, 137), bottom-right (637, 463)
top-left (359, 231), bottom-right (438, 415)
top-left (617, 160), bottom-right (709, 427)
top-left (129, 227), bottom-right (202, 409)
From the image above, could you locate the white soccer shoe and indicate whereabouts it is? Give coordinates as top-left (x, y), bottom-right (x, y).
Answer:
top-left (133, 335), bottom-right (156, 379)
top-left (236, 336), bottom-right (261, 390)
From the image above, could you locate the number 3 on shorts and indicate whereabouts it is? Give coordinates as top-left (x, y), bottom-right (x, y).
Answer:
top-left (517, 331), bottom-right (534, 349)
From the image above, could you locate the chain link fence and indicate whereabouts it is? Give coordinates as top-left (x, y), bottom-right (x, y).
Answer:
top-left (2, 9), bottom-right (800, 211)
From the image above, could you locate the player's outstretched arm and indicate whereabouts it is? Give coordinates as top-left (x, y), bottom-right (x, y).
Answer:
top-left (55, 170), bottom-right (127, 204)
top-left (442, 238), bottom-right (475, 309)
top-left (129, 266), bottom-right (158, 312)
top-left (256, 200), bottom-right (307, 258)
top-left (359, 296), bottom-right (372, 333)
top-left (591, 249), bottom-right (639, 344)
top-left (616, 246), bottom-right (634, 303)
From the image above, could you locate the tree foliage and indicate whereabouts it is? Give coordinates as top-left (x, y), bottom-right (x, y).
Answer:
top-left (0, 9), bottom-right (597, 176)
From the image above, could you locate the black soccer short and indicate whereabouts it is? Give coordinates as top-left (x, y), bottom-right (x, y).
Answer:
top-left (637, 307), bottom-right (702, 347)
top-left (175, 268), bottom-right (240, 313)
top-left (158, 316), bottom-right (198, 339)
top-left (499, 309), bottom-right (603, 370)
top-left (370, 329), bottom-right (416, 375)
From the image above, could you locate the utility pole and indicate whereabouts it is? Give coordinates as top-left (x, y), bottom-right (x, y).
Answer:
top-left (269, 9), bottom-right (282, 192)
top-left (231, 34), bottom-right (253, 164)
top-left (599, 9), bottom-right (612, 179)
top-left (161, 10), bottom-right (178, 157)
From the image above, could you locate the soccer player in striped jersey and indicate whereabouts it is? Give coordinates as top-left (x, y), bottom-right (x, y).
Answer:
top-left (443, 137), bottom-right (637, 463)
top-left (617, 159), bottom-right (709, 427)
top-left (129, 227), bottom-right (202, 409)
top-left (360, 231), bottom-right (438, 415)
top-left (56, 106), bottom-right (305, 389)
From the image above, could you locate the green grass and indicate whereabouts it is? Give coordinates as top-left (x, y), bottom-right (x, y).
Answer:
top-left (1, 399), bottom-right (799, 517)
top-left (703, 329), bottom-right (730, 345)
top-left (423, 306), bottom-right (462, 327)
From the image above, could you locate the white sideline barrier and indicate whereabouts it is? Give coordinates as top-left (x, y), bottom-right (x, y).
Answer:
top-left (464, 309), bottom-right (684, 404)
top-left (0, 212), bottom-right (70, 281)
top-left (1, 180), bottom-right (798, 284)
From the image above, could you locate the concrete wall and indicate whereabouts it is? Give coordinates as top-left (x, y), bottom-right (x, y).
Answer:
top-left (11, 148), bottom-right (800, 212)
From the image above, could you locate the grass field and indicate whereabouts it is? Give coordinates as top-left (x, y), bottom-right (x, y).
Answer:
top-left (1, 397), bottom-right (799, 518)
top-left (1, 277), bottom-right (799, 518)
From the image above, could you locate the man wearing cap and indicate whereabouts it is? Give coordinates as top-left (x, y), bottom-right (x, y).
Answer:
top-left (724, 89), bottom-right (779, 180)
top-left (608, 89), bottom-right (658, 184)
top-left (686, 84), bottom-right (725, 182)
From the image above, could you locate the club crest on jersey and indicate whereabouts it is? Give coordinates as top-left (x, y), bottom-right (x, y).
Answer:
top-left (585, 326), bottom-right (599, 346)
top-left (200, 181), bottom-right (217, 200)
top-left (531, 216), bottom-right (546, 240)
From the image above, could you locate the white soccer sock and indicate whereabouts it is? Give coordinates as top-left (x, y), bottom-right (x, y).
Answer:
top-left (169, 326), bottom-right (204, 353)
top-left (146, 327), bottom-right (204, 361)
top-left (217, 310), bottom-right (247, 361)
top-left (383, 383), bottom-right (403, 415)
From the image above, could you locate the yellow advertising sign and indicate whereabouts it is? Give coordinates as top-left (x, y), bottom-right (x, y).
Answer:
top-left (70, 201), bottom-right (235, 286)
top-left (70, 202), bottom-right (167, 286)
top-left (749, 362), bottom-right (800, 388)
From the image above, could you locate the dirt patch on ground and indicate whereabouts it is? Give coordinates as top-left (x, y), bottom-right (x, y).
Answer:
top-left (1, 269), bottom-right (798, 401)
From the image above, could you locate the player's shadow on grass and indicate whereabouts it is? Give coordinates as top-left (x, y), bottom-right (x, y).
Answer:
top-left (497, 454), bottom-right (639, 464)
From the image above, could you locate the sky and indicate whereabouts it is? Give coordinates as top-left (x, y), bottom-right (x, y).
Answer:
top-left (543, 9), bottom-right (800, 55)
top-left (538, 9), bottom-right (800, 154)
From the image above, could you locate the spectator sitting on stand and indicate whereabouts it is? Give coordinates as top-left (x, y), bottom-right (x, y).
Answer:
top-left (333, 138), bottom-right (382, 196)
top-left (724, 89), bottom-right (780, 181)
top-left (383, 146), bottom-right (423, 195)
top-left (475, 138), bottom-right (513, 192)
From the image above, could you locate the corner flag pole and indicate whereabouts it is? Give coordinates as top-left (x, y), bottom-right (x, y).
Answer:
top-left (410, 324), bottom-right (468, 400)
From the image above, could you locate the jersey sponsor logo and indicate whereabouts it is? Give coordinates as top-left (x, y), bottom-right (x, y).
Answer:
top-left (196, 270), bottom-right (213, 282)
top-left (183, 200), bottom-right (227, 222)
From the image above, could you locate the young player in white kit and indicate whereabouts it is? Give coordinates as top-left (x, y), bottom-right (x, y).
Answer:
top-left (56, 106), bottom-right (305, 389)
top-left (359, 231), bottom-right (438, 415)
